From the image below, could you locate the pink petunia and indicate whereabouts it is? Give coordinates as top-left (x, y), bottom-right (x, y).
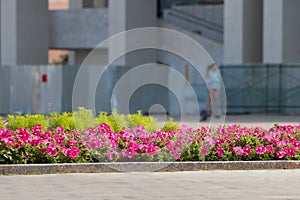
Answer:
top-left (266, 145), bottom-right (274, 154)
top-left (172, 150), bottom-right (180, 160)
top-left (1, 137), bottom-right (15, 148)
top-left (61, 146), bottom-right (69, 156)
top-left (285, 147), bottom-right (295, 157)
top-left (68, 148), bottom-right (80, 159)
top-left (255, 145), bottom-right (266, 155)
top-left (200, 145), bottom-right (209, 156)
top-left (68, 140), bottom-right (78, 147)
top-left (276, 150), bottom-right (286, 159)
top-left (216, 148), bottom-right (223, 157)
top-left (56, 126), bottom-right (64, 133)
top-left (47, 143), bottom-right (58, 156)
top-left (146, 144), bottom-right (161, 156)
top-left (243, 145), bottom-right (252, 156)
top-left (233, 146), bottom-right (243, 156)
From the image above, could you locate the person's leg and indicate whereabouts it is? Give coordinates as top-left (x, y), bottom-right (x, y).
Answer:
top-left (201, 91), bottom-right (211, 121)
top-left (211, 90), bottom-right (219, 115)
top-left (205, 93), bottom-right (211, 114)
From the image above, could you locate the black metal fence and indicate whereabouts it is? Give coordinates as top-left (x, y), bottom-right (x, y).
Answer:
top-left (219, 64), bottom-right (300, 114)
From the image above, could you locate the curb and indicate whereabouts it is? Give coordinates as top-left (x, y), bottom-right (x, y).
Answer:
top-left (1, 161), bottom-right (300, 175)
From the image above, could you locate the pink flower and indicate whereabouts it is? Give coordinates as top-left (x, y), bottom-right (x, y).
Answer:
top-left (30, 136), bottom-right (43, 147)
top-left (243, 145), bottom-right (252, 156)
top-left (56, 126), bottom-right (64, 133)
top-left (285, 147), bottom-right (295, 157)
top-left (266, 145), bottom-right (274, 154)
top-left (172, 150), bottom-right (180, 160)
top-left (216, 138), bottom-right (225, 146)
top-left (200, 145), bottom-right (209, 156)
top-left (54, 134), bottom-right (65, 144)
top-left (31, 124), bottom-right (42, 136)
top-left (165, 141), bottom-right (173, 151)
top-left (61, 146), bottom-right (69, 156)
top-left (233, 146), bottom-right (243, 156)
top-left (146, 144), bottom-right (161, 156)
top-left (204, 136), bottom-right (216, 146)
top-left (68, 148), bottom-right (80, 159)
top-left (255, 145), bottom-right (266, 155)
top-left (276, 150), bottom-right (286, 158)
top-left (47, 143), bottom-right (58, 156)
top-left (17, 128), bottom-right (31, 144)
top-left (275, 140), bottom-right (286, 148)
top-left (1, 137), bottom-right (15, 148)
top-left (216, 148), bottom-right (223, 157)
top-left (68, 140), bottom-right (78, 147)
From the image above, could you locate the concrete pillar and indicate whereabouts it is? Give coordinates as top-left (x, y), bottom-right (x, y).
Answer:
top-left (0, 1), bottom-right (1, 65)
top-left (109, 0), bottom-right (157, 66)
top-left (1, 0), bottom-right (49, 65)
top-left (224, 0), bottom-right (263, 64)
top-left (264, 0), bottom-right (300, 63)
top-left (263, 0), bottom-right (283, 63)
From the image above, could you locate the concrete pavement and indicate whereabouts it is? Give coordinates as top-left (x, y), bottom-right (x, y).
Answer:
top-left (1, 170), bottom-right (300, 200)
top-left (156, 114), bottom-right (300, 129)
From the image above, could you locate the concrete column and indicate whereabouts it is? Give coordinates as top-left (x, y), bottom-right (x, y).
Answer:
top-left (264, 0), bottom-right (300, 63)
top-left (263, 0), bottom-right (284, 63)
top-left (109, 0), bottom-right (157, 66)
top-left (1, 0), bottom-right (48, 65)
top-left (0, 1), bottom-right (1, 65)
top-left (224, 0), bottom-right (262, 64)
top-left (1, 0), bottom-right (17, 65)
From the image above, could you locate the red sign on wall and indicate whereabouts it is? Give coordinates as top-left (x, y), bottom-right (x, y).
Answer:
top-left (41, 74), bottom-right (47, 83)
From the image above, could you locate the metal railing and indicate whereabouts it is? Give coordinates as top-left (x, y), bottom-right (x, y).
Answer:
top-left (219, 64), bottom-right (300, 114)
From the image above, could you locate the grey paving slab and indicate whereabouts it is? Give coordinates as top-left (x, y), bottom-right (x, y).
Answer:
top-left (1, 170), bottom-right (300, 200)
top-left (156, 114), bottom-right (300, 129)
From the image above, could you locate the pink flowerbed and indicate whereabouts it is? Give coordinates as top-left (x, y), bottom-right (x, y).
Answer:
top-left (1, 123), bottom-right (300, 164)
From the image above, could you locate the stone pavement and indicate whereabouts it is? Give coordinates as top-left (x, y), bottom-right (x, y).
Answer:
top-left (1, 170), bottom-right (300, 200)
top-left (157, 114), bottom-right (300, 129)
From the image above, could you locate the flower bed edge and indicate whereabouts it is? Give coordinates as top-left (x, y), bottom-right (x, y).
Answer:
top-left (1, 161), bottom-right (300, 175)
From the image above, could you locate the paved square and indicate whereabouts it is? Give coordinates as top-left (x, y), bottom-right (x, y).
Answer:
top-left (1, 170), bottom-right (300, 200)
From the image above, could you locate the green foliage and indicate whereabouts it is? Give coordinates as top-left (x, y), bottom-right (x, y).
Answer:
top-left (97, 110), bottom-right (128, 133)
top-left (3, 108), bottom-right (161, 133)
top-left (127, 110), bottom-right (158, 131)
top-left (161, 118), bottom-right (179, 132)
top-left (73, 107), bottom-right (98, 131)
top-left (0, 117), bottom-right (4, 128)
top-left (7, 114), bottom-right (47, 130)
top-left (47, 112), bottom-right (75, 131)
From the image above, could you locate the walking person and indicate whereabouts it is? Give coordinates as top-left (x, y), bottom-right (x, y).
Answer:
top-left (200, 64), bottom-right (221, 121)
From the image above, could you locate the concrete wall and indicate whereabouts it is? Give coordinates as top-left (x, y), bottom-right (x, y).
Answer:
top-left (49, 9), bottom-right (108, 50)
top-left (73, 49), bottom-right (108, 65)
top-left (69, 0), bottom-right (107, 9)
